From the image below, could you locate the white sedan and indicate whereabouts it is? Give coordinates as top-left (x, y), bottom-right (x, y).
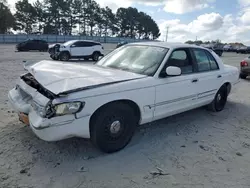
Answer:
top-left (8, 42), bottom-right (240, 153)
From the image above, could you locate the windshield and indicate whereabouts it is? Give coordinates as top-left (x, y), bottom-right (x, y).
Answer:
top-left (96, 45), bottom-right (168, 76)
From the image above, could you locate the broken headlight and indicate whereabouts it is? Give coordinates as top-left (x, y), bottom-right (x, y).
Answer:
top-left (53, 102), bottom-right (84, 116)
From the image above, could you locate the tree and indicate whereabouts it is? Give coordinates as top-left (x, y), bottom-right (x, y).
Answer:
top-left (15, 0), bottom-right (37, 33)
top-left (101, 6), bottom-right (117, 38)
top-left (12, 0), bottom-right (161, 39)
top-left (33, 0), bottom-right (46, 33)
top-left (116, 7), bottom-right (160, 39)
top-left (0, 0), bottom-right (15, 33)
top-left (116, 8), bottom-right (129, 37)
top-left (85, 0), bottom-right (100, 36)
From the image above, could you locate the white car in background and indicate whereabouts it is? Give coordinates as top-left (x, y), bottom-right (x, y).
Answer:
top-left (8, 42), bottom-right (239, 153)
top-left (50, 40), bottom-right (104, 61)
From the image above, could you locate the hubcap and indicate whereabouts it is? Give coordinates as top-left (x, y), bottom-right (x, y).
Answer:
top-left (217, 94), bottom-right (221, 101)
top-left (110, 120), bottom-right (121, 134)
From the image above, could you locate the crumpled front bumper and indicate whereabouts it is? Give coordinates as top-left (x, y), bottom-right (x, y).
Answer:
top-left (29, 109), bottom-right (91, 141)
top-left (8, 84), bottom-right (91, 141)
top-left (8, 88), bottom-right (32, 114)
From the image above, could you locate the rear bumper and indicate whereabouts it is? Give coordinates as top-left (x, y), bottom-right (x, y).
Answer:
top-left (241, 67), bottom-right (250, 75)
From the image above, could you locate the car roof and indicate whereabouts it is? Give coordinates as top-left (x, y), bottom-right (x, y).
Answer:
top-left (66, 40), bottom-right (100, 43)
top-left (128, 41), bottom-right (207, 50)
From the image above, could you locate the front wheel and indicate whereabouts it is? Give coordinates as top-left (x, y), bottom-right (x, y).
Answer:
top-left (60, 52), bottom-right (70, 61)
top-left (207, 85), bottom-right (228, 112)
top-left (90, 103), bottom-right (137, 153)
top-left (92, 52), bottom-right (100, 61)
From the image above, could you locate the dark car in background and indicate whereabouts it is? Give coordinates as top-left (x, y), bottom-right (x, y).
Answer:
top-left (16, 39), bottom-right (48, 52)
top-left (116, 41), bottom-right (128, 48)
top-left (240, 56), bottom-right (250, 79)
top-left (236, 46), bottom-right (250, 54)
top-left (206, 46), bottom-right (223, 57)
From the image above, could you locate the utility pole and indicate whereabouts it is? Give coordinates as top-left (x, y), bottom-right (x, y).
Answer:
top-left (165, 26), bottom-right (169, 42)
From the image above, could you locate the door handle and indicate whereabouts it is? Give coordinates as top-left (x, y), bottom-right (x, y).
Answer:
top-left (192, 78), bottom-right (199, 83)
top-left (217, 75), bottom-right (222, 78)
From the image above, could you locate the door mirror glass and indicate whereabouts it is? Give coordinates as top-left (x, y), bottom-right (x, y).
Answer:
top-left (166, 66), bottom-right (181, 76)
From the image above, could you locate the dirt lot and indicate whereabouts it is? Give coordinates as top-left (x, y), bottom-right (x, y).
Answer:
top-left (1, 44), bottom-right (250, 188)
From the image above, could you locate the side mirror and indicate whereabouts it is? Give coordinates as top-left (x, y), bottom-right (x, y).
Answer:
top-left (166, 66), bottom-right (181, 76)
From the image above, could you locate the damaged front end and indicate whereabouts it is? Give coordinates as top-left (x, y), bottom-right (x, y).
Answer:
top-left (21, 73), bottom-right (57, 100)
top-left (19, 73), bottom-right (59, 119)
top-left (19, 73), bottom-right (84, 119)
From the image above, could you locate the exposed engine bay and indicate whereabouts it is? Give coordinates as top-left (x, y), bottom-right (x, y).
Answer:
top-left (21, 73), bottom-right (57, 100)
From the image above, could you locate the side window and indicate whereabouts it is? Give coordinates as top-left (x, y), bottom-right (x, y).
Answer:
top-left (84, 42), bottom-right (94, 47)
top-left (72, 41), bottom-right (82, 47)
top-left (193, 49), bottom-right (210, 72)
top-left (167, 49), bottom-right (193, 74)
top-left (206, 51), bottom-right (219, 70)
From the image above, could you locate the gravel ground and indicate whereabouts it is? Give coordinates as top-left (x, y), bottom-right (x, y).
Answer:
top-left (1, 45), bottom-right (250, 188)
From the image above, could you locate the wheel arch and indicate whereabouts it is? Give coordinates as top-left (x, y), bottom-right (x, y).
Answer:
top-left (222, 82), bottom-right (232, 95)
top-left (92, 51), bottom-right (101, 55)
top-left (60, 50), bottom-right (71, 57)
top-left (89, 99), bottom-right (141, 132)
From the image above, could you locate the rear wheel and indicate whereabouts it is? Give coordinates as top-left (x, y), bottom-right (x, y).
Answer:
top-left (92, 52), bottom-right (100, 61)
top-left (207, 85), bottom-right (228, 112)
top-left (90, 103), bottom-right (137, 153)
top-left (240, 73), bottom-right (247, 79)
top-left (60, 52), bottom-right (70, 61)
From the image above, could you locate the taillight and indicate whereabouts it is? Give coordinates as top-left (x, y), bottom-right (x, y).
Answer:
top-left (241, 60), bottom-right (248, 67)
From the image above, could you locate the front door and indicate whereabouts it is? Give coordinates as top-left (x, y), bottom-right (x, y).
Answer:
top-left (153, 48), bottom-right (201, 120)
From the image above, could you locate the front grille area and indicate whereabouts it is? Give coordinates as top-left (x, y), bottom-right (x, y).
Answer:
top-left (31, 100), bottom-right (44, 112)
top-left (17, 85), bottom-right (32, 103)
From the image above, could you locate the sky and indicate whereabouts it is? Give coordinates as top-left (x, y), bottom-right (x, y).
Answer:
top-left (8, 0), bottom-right (250, 44)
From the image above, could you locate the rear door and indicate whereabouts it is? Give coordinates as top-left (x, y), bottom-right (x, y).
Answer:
top-left (190, 48), bottom-right (223, 105)
top-left (39, 40), bottom-right (48, 50)
top-left (83, 41), bottom-right (95, 56)
top-left (32, 40), bottom-right (40, 50)
top-left (70, 41), bottom-right (85, 56)
top-left (25, 40), bottom-right (34, 50)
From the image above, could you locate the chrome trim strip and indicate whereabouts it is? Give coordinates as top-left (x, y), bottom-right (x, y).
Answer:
top-left (148, 89), bottom-right (217, 108)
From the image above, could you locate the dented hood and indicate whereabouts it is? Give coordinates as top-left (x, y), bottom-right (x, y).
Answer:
top-left (26, 60), bottom-right (145, 95)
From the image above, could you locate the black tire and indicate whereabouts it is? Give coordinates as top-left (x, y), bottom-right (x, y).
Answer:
top-left (90, 103), bottom-right (137, 153)
top-left (240, 73), bottom-right (247, 79)
top-left (207, 85), bottom-right (228, 112)
top-left (92, 52), bottom-right (100, 61)
top-left (60, 52), bottom-right (70, 61)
